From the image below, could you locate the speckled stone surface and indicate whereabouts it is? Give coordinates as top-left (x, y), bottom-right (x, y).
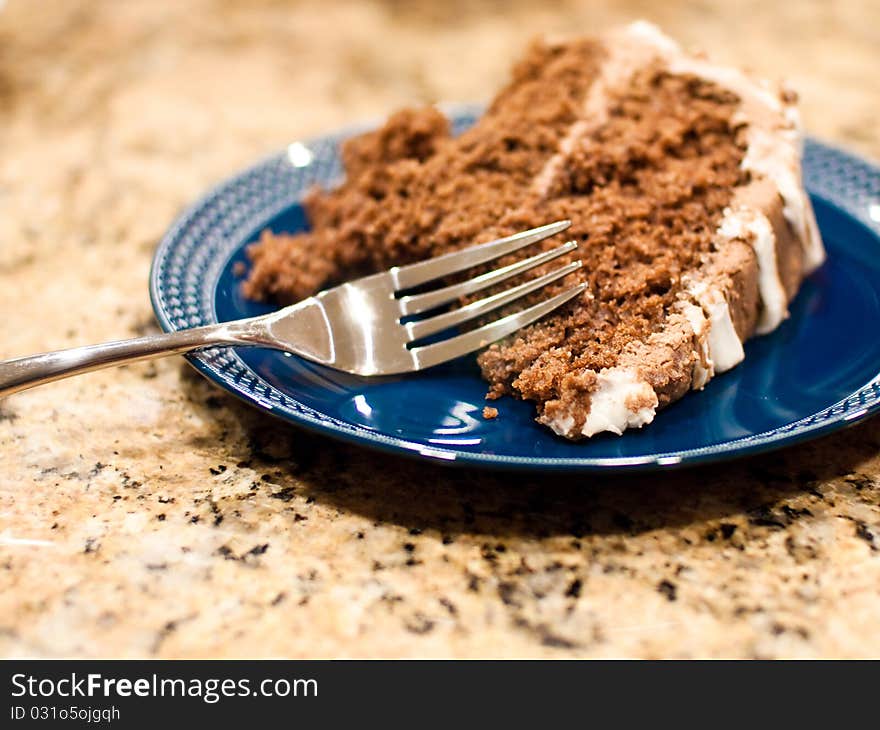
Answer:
top-left (1, 0), bottom-right (879, 658)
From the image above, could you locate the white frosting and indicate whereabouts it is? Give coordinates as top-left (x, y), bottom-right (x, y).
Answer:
top-left (547, 413), bottom-right (576, 438)
top-left (580, 368), bottom-right (658, 436)
top-left (544, 367), bottom-right (658, 438)
top-left (677, 300), bottom-right (714, 389)
top-left (687, 281), bottom-right (744, 373)
top-left (718, 207), bottom-right (788, 333)
top-left (622, 20), bottom-right (681, 55)
top-left (783, 102), bottom-right (805, 153)
top-left (741, 128), bottom-right (825, 272)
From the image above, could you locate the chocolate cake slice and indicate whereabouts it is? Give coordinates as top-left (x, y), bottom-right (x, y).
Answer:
top-left (243, 22), bottom-right (824, 439)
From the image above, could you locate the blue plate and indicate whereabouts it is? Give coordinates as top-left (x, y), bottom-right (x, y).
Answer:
top-left (150, 106), bottom-right (880, 471)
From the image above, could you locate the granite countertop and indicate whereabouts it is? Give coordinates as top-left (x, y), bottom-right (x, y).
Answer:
top-left (1, 0), bottom-right (879, 658)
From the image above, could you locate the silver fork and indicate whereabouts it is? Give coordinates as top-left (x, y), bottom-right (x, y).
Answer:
top-left (0, 220), bottom-right (584, 397)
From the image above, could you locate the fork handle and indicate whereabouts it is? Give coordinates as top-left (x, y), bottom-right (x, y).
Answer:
top-left (0, 319), bottom-right (270, 398)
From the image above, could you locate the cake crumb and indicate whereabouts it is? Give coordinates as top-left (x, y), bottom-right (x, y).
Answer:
top-left (482, 406), bottom-right (498, 420)
top-left (232, 261), bottom-right (246, 277)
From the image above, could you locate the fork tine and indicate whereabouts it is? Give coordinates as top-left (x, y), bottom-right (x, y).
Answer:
top-left (411, 283), bottom-right (587, 370)
top-left (405, 260), bottom-right (582, 342)
top-left (399, 240), bottom-right (578, 316)
top-left (390, 220), bottom-right (571, 291)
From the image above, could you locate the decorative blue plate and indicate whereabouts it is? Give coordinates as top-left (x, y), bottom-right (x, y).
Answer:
top-left (150, 105), bottom-right (880, 471)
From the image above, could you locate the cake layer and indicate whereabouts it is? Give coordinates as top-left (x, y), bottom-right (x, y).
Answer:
top-left (242, 22), bottom-right (824, 440)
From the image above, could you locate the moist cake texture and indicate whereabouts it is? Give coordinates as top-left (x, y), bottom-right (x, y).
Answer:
top-left (243, 21), bottom-right (824, 440)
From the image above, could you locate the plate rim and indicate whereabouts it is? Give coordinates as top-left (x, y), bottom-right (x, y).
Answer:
top-left (149, 106), bottom-right (880, 472)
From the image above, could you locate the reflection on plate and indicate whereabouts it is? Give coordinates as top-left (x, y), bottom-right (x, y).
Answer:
top-left (150, 106), bottom-right (880, 471)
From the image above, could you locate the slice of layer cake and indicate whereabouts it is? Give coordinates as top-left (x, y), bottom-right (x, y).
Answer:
top-left (242, 21), bottom-right (824, 440)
